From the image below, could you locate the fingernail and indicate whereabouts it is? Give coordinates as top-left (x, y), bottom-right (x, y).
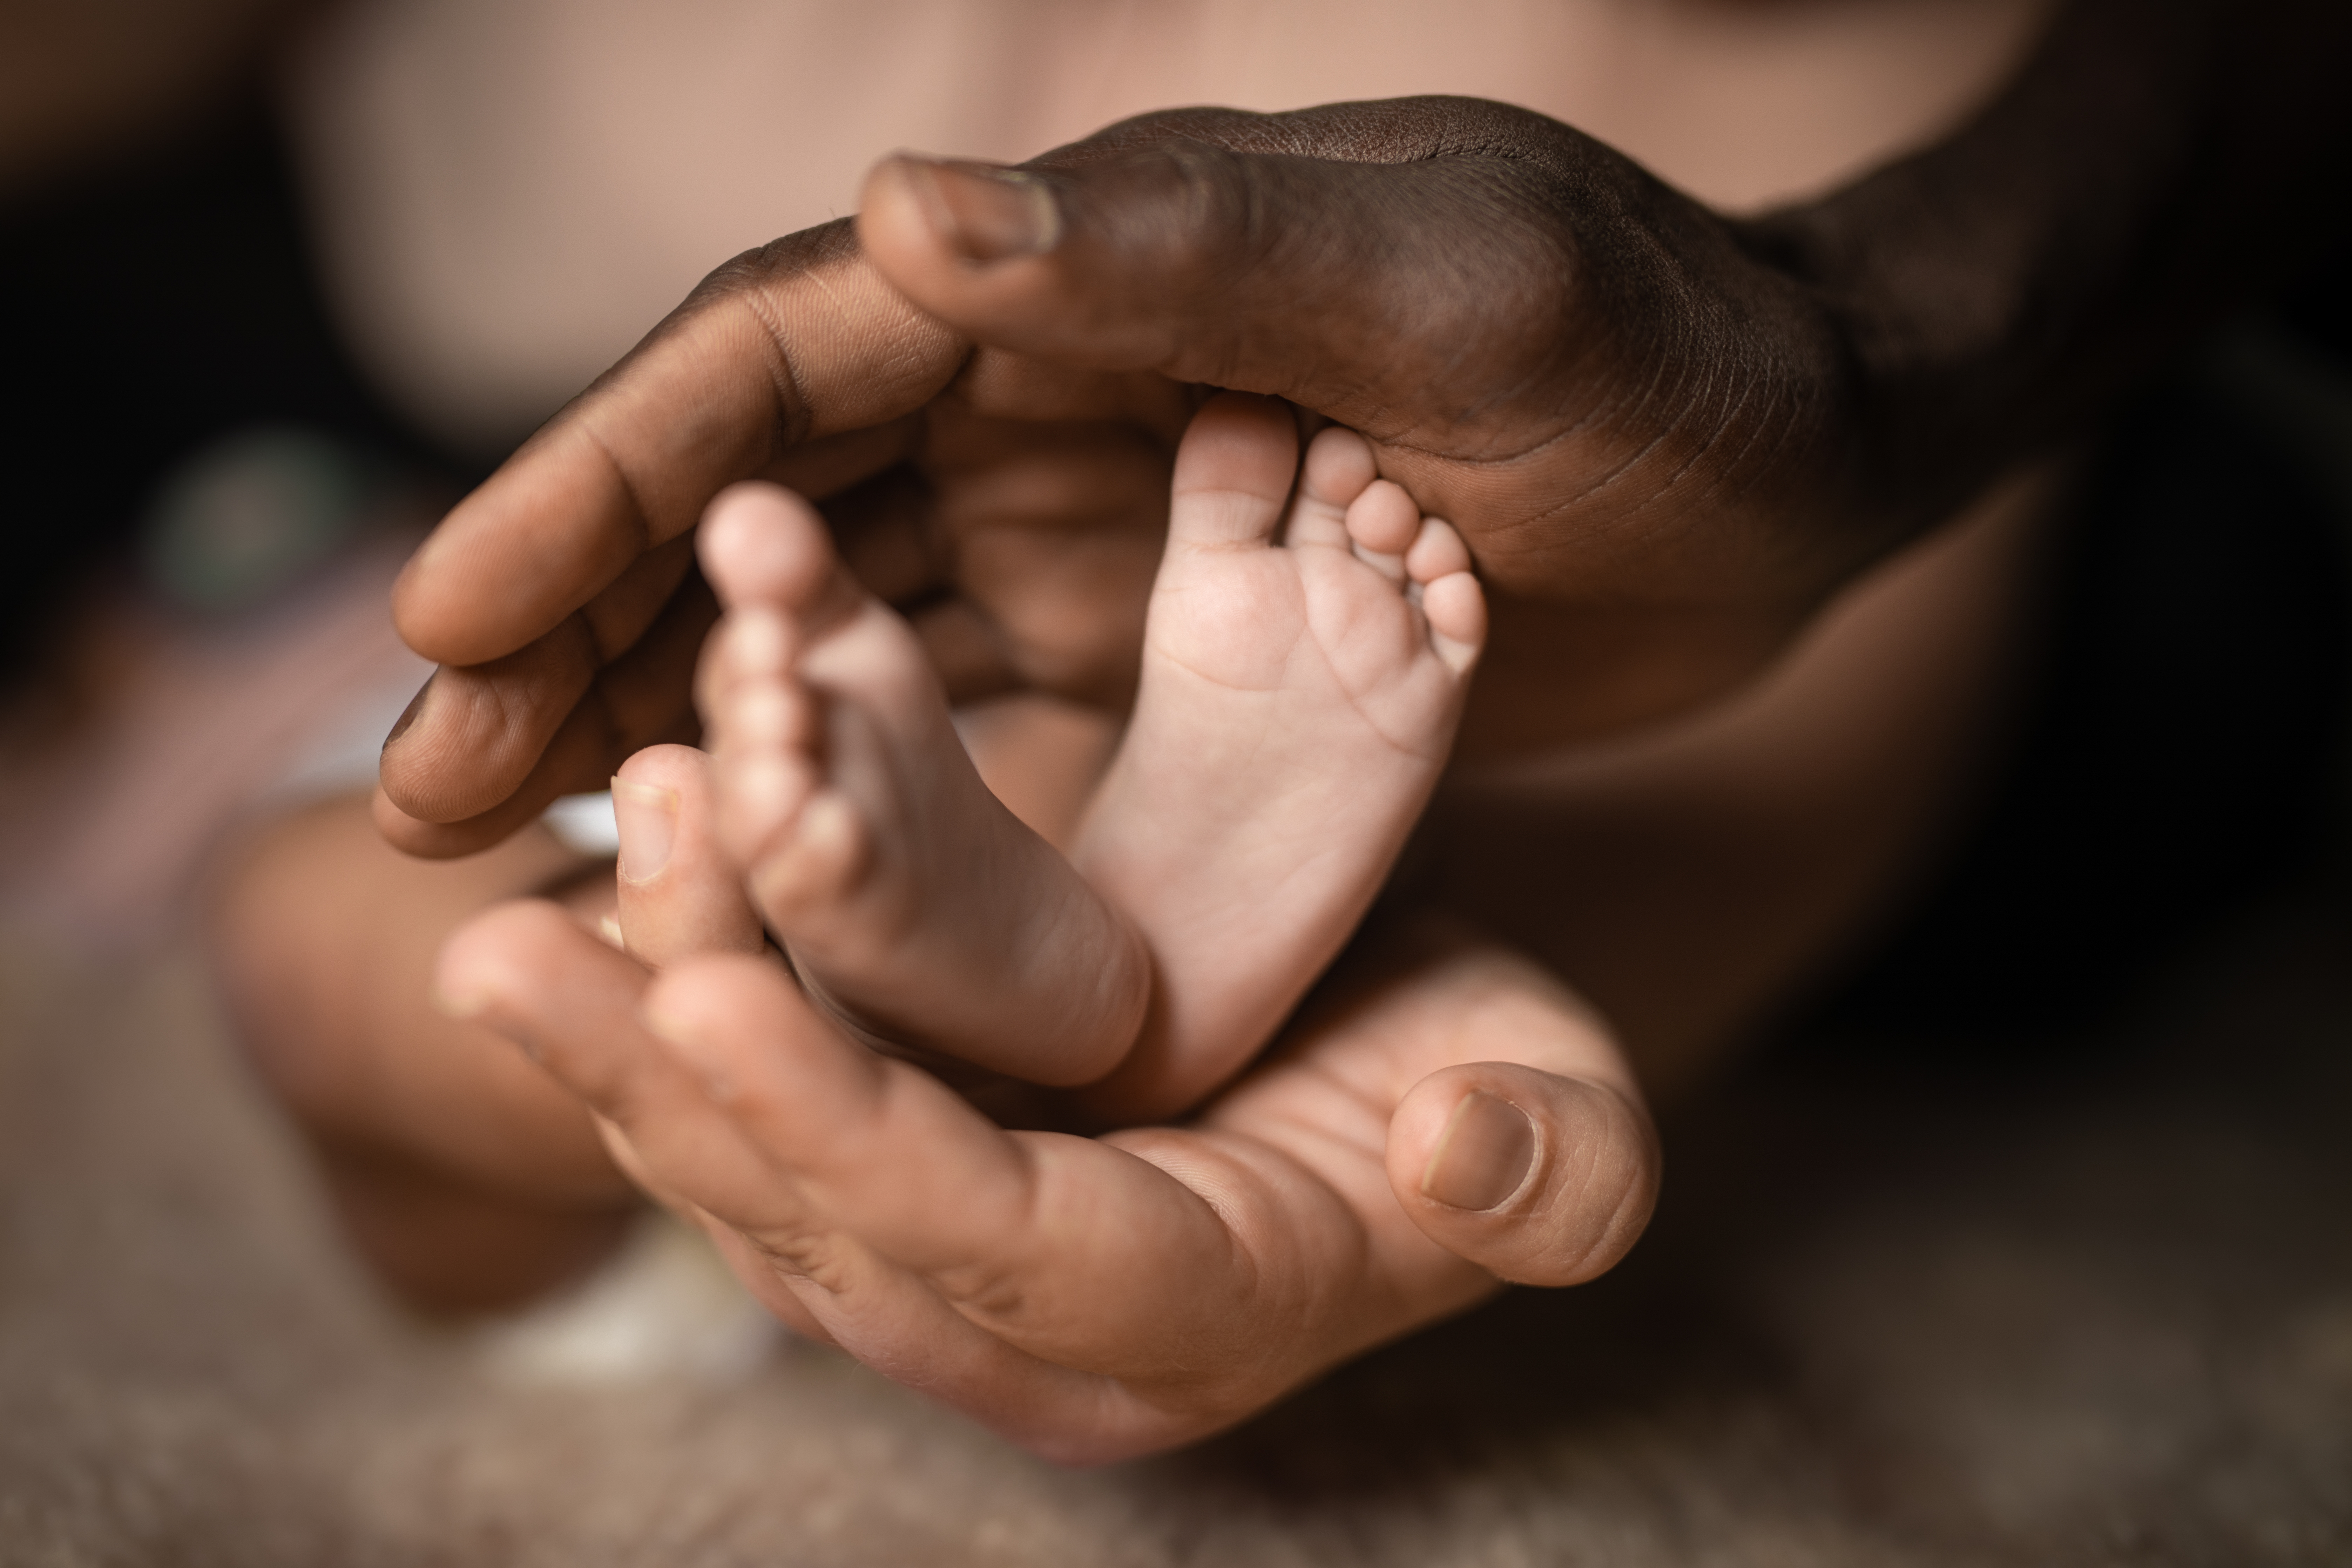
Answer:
top-left (902, 156), bottom-right (1060, 263)
top-left (1421, 1090), bottom-right (1537, 1211)
top-left (612, 778), bottom-right (680, 883)
top-left (382, 672), bottom-right (434, 752)
top-left (643, 1005), bottom-right (737, 1103)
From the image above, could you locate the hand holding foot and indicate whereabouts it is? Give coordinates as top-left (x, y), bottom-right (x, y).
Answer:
top-left (693, 393), bottom-right (1485, 1111)
top-left (438, 858), bottom-right (1657, 1463)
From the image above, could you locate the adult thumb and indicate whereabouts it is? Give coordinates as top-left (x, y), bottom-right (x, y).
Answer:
top-left (1387, 1061), bottom-right (1662, 1287)
top-left (609, 743), bottom-right (771, 969)
top-left (855, 101), bottom-right (1610, 439)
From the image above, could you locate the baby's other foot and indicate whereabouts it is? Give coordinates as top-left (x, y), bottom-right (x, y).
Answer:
top-left (695, 484), bottom-right (1145, 1085)
top-left (1077, 394), bottom-right (1487, 1118)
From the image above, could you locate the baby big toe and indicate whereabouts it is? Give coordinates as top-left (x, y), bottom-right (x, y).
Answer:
top-left (716, 747), bottom-right (817, 870)
top-left (717, 677), bottom-right (815, 755)
top-left (698, 482), bottom-right (850, 619)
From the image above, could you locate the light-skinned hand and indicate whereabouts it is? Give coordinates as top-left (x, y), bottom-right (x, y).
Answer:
top-left (435, 746), bottom-right (1658, 1462)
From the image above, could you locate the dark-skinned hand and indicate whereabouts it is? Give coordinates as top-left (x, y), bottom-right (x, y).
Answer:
top-left (378, 0), bottom-right (2352, 858)
top-left (375, 95), bottom-right (1870, 858)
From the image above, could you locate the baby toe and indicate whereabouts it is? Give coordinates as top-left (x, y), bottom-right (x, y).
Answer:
top-left (1343, 479), bottom-right (1422, 564)
top-left (700, 482), bottom-right (869, 638)
top-left (1418, 570), bottom-right (1487, 676)
top-left (1169, 394), bottom-right (1301, 550)
top-left (716, 748), bottom-right (819, 868)
top-left (699, 607), bottom-right (790, 719)
top-left (701, 484), bottom-right (832, 604)
top-left (1299, 425), bottom-right (1379, 510)
top-left (718, 676), bottom-right (816, 754)
top-left (1403, 517), bottom-right (1473, 586)
top-left (747, 789), bottom-right (872, 925)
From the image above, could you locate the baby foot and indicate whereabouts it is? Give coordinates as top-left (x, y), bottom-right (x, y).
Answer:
top-left (694, 394), bottom-right (1481, 1114)
top-left (1075, 393), bottom-right (1487, 1118)
top-left (695, 484), bottom-right (1148, 1086)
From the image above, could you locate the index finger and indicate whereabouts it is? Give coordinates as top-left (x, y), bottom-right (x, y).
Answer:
top-left (394, 224), bottom-right (963, 667)
top-left (379, 225), bottom-right (967, 830)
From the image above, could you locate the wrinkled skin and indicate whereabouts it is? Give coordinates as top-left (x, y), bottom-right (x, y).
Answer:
top-left (439, 812), bottom-right (1657, 1464)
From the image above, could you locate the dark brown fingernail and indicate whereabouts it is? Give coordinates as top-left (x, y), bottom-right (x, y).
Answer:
top-left (1421, 1090), bottom-right (1537, 1211)
top-left (382, 672), bottom-right (434, 752)
top-left (902, 157), bottom-right (1061, 263)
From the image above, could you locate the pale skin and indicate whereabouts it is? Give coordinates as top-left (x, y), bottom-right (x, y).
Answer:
top-left (695, 392), bottom-right (1486, 1117)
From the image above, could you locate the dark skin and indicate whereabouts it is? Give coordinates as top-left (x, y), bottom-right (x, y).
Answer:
top-left (375, 0), bottom-right (2352, 856)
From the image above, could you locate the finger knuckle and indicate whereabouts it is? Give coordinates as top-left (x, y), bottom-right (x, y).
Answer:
top-left (748, 1226), bottom-right (859, 1295)
top-left (691, 220), bottom-right (860, 304)
top-left (1081, 139), bottom-right (1263, 301)
top-left (931, 1260), bottom-right (1033, 1325)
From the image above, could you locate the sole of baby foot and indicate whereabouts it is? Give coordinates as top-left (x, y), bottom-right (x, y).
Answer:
top-left (1076, 396), bottom-right (1486, 1120)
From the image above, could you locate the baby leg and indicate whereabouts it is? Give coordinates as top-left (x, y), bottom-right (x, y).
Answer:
top-left (214, 793), bottom-right (636, 1312)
